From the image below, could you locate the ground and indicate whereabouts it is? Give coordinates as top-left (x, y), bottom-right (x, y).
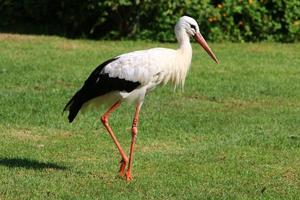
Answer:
top-left (0, 33), bottom-right (299, 199)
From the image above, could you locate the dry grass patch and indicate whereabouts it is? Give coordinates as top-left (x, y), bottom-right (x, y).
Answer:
top-left (282, 168), bottom-right (298, 184)
top-left (0, 33), bottom-right (37, 41)
top-left (56, 41), bottom-right (78, 50)
top-left (140, 140), bottom-right (184, 153)
top-left (10, 128), bottom-right (48, 142)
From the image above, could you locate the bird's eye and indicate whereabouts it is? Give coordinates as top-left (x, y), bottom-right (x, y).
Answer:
top-left (190, 24), bottom-right (196, 31)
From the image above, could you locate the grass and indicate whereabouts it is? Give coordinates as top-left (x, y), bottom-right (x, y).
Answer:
top-left (0, 33), bottom-right (299, 199)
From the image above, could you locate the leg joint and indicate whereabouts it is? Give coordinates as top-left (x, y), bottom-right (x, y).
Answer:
top-left (132, 127), bottom-right (138, 137)
top-left (101, 115), bottom-right (108, 124)
top-left (132, 118), bottom-right (138, 128)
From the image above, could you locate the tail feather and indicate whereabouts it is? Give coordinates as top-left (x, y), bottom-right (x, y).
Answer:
top-left (63, 96), bottom-right (74, 112)
top-left (67, 100), bottom-right (83, 123)
top-left (63, 92), bottom-right (84, 123)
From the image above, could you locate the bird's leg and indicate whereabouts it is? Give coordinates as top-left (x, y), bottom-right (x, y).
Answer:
top-left (125, 103), bottom-right (142, 181)
top-left (101, 101), bottom-right (128, 176)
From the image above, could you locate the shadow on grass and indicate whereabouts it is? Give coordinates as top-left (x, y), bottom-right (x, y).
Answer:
top-left (0, 157), bottom-right (67, 170)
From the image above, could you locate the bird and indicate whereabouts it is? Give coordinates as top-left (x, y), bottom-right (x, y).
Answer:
top-left (63, 16), bottom-right (219, 181)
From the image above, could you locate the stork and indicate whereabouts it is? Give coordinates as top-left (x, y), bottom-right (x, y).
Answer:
top-left (63, 16), bottom-right (219, 181)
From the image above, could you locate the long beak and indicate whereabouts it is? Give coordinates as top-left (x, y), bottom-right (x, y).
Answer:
top-left (194, 33), bottom-right (219, 64)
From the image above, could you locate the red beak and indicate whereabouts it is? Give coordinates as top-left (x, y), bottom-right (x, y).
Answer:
top-left (194, 33), bottom-right (219, 64)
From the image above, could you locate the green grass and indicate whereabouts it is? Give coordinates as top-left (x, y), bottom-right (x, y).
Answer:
top-left (0, 33), bottom-right (299, 200)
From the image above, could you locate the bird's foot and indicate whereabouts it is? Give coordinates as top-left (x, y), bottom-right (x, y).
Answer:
top-left (125, 171), bottom-right (133, 181)
top-left (119, 159), bottom-right (127, 176)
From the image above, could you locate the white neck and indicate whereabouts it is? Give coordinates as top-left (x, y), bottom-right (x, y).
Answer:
top-left (176, 29), bottom-right (192, 51)
top-left (172, 29), bottom-right (192, 88)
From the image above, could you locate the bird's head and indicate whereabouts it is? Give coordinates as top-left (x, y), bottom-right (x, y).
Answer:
top-left (175, 16), bottom-right (219, 64)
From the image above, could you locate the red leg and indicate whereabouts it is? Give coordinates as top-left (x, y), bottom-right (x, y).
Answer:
top-left (101, 101), bottom-right (128, 176)
top-left (125, 103), bottom-right (142, 181)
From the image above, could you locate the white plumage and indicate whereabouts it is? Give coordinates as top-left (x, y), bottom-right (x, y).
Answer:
top-left (92, 47), bottom-right (189, 105)
top-left (64, 16), bottom-right (219, 181)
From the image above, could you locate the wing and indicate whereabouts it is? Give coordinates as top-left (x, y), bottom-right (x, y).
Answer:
top-left (103, 48), bottom-right (178, 86)
top-left (64, 48), bottom-right (177, 122)
top-left (63, 57), bottom-right (141, 122)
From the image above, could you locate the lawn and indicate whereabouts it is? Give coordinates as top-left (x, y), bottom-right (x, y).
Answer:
top-left (0, 33), bottom-right (299, 200)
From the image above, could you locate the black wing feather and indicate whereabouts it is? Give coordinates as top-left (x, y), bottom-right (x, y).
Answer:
top-left (63, 57), bottom-right (141, 123)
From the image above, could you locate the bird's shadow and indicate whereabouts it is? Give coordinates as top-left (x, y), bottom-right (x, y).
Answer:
top-left (0, 157), bottom-right (67, 170)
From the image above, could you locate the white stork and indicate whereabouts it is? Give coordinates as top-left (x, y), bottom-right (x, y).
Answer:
top-left (63, 16), bottom-right (219, 181)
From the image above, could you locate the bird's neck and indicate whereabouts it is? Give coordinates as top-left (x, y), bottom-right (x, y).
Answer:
top-left (172, 30), bottom-right (192, 88)
top-left (176, 29), bottom-right (192, 64)
top-left (177, 30), bottom-right (192, 52)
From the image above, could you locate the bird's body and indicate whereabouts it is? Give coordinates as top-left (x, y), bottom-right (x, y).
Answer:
top-left (64, 16), bottom-right (219, 181)
top-left (65, 45), bottom-right (193, 122)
